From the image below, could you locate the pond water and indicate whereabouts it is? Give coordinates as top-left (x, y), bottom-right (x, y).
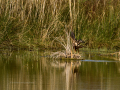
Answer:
top-left (0, 50), bottom-right (120, 90)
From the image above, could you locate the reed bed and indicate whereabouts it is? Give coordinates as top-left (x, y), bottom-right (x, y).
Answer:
top-left (0, 0), bottom-right (120, 50)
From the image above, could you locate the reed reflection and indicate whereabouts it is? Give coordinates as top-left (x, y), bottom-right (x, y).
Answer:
top-left (0, 51), bottom-right (120, 90)
top-left (51, 60), bottom-right (81, 90)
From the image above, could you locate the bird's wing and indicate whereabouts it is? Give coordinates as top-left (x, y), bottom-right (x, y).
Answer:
top-left (70, 31), bottom-right (75, 40)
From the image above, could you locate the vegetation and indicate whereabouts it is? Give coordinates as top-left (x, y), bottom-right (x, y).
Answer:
top-left (0, 0), bottom-right (120, 50)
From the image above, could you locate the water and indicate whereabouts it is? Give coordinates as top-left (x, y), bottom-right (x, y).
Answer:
top-left (0, 50), bottom-right (120, 90)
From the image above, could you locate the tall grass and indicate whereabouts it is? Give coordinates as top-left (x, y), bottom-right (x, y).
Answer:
top-left (0, 0), bottom-right (120, 50)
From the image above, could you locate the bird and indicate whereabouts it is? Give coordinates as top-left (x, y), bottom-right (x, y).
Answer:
top-left (70, 31), bottom-right (85, 52)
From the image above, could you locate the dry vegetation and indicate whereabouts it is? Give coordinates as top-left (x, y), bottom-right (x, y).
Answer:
top-left (0, 0), bottom-right (120, 50)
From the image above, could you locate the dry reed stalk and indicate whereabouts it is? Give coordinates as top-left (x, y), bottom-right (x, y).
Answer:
top-left (5, 0), bottom-right (9, 16)
top-left (21, 0), bottom-right (24, 20)
top-left (34, 1), bottom-right (38, 19)
top-left (40, 0), bottom-right (46, 25)
top-left (69, 0), bottom-right (72, 20)
top-left (73, 0), bottom-right (76, 19)
top-left (50, 0), bottom-right (55, 16)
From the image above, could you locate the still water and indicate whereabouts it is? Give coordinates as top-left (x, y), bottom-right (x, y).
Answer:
top-left (0, 50), bottom-right (120, 90)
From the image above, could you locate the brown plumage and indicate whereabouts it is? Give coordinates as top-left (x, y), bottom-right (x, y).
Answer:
top-left (70, 31), bottom-right (85, 52)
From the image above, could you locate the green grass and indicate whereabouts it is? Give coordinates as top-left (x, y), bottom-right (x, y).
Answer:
top-left (0, 0), bottom-right (120, 50)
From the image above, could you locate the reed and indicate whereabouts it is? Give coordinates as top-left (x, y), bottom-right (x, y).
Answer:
top-left (0, 0), bottom-right (120, 50)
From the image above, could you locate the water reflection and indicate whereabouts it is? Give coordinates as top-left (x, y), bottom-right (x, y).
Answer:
top-left (0, 50), bottom-right (120, 90)
top-left (51, 60), bottom-right (81, 90)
